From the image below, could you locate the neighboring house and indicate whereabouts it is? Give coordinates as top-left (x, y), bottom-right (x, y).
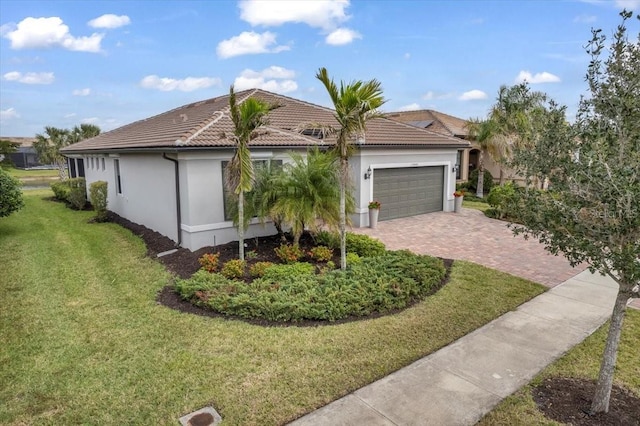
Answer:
top-left (1, 137), bottom-right (49, 169)
top-left (61, 89), bottom-right (470, 251)
top-left (385, 109), bottom-right (509, 184)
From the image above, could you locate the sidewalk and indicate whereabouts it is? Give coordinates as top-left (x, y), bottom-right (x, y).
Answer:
top-left (289, 270), bottom-right (619, 426)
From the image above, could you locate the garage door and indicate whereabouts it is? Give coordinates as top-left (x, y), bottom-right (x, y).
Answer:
top-left (373, 166), bottom-right (444, 221)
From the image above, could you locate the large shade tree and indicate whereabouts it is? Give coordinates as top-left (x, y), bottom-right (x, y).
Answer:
top-left (507, 11), bottom-right (639, 414)
top-left (224, 86), bottom-right (272, 261)
top-left (316, 68), bottom-right (385, 269)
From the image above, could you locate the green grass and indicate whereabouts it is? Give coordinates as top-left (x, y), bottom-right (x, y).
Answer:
top-left (479, 309), bottom-right (640, 425)
top-left (1, 165), bottom-right (59, 178)
top-left (0, 191), bottom-right (545, 425)
top-left (463, 199), bottom-right (491, 212)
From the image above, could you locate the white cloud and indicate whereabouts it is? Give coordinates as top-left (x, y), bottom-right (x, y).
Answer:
top-left (82, 117), bottom-right (99, 124)
top-left (140, 75), bottom-right (221, 92)
top-left (573, 14), bottom-right (597, 23)
top-left (239, 0), bottom-right (350, 30)
top-left (64, 113), bottom-right (77, 118)
top-left (217, 31), bottom-right (289, 58)
top-left (515, 70), bottom-right (561, 84)
top-left (233, 66), bottom-right (298, 93)
top-left (459, 90), bottom-right (487, 101)
top-left (88, 14), bottom-right (131, 29)
top-left (325, 27), bottom-right (361, 45)
top-left (3, 71), bottom-right (55, 84)
top-left (615, 0), bottom-right (640, 9)
top-left (72, 88), bottom-right (91, 96)
top-left (0, 107), bottom-right (20, 121)
top-left (398, 103), bottom-right (421, 112)
top-left (2, 17), bottom-right (103, 52)
top-left (404, 53), bottom-right (410, 59)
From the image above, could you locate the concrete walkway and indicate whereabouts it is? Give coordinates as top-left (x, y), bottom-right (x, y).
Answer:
top-left (289, 270), bottom-right (619, 426)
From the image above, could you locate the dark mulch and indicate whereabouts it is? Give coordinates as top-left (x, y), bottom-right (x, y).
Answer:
top-left (533, 377), bottom-right (640, 426)
top-left (105, 211), bottom-right (453, 327)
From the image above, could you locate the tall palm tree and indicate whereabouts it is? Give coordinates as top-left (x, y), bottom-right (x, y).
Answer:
top-left (316, 68), bottom-right (385, 270)
top-left (70, 124), bottom-right (101, 144)
top-left (33, 126), bottom-right (71, 180)
top-left (224, 86), bottom-right (272, 261)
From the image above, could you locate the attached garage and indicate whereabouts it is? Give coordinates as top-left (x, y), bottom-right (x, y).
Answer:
top-left (373, 166), bottom-right (444, 221)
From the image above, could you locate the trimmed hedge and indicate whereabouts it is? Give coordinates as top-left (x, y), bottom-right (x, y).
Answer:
top-left (175, 250), bottom-right (446, 322)
top-left (315, 230), bottom-right (386, 257)
top-left (89, 180), bottom-right (108, 221)
top-left (51, 178), bottom-right (87, 210)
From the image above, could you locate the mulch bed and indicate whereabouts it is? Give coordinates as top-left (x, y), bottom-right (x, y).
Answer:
top-left (105, 211), bottom-right (453, 327)
top-left (533, 377), bottom-right (640, 425)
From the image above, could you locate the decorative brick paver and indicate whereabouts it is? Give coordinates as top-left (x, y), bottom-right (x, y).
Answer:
top-left (353, 208), bottom-right (585, 288)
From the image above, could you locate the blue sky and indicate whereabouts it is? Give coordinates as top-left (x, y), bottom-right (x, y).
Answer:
top-left (1, 0), bottom-right (638, 137)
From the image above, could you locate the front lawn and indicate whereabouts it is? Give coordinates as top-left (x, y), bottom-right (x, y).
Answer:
top-left (479, 309), bottom-right (640, 425)
top-left (0, 191), bottom-right (545, 425)
top-left (0, 165), bottom-right (59, 178)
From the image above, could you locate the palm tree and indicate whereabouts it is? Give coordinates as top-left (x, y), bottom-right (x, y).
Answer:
top-left (465, 118), bottom-right (509, 197)
top-left (316, 68), bottom-right (385, 269)
top-left (270, 148), bottom-right (346, 245)
top-left (70, 124), bottom-right (101, 144)
top-left (224, 86), bottom-right (272, 261)
top-left (33, 126), bottom-right (71, 180)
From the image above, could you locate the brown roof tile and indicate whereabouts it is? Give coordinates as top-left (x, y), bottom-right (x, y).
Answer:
top-left (62, 90), bottom-right (469, 153)
top-left (385, 109), bottom-right (471, 138)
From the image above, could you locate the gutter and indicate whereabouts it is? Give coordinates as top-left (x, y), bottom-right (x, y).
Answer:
top-left (162, 153), bottom-right (182, 248)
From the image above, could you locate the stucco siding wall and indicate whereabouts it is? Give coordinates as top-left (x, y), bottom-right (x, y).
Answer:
top-left (109, 154), bottom-right (178, 243)
top-left (352, 148), bottom-right (459, 226)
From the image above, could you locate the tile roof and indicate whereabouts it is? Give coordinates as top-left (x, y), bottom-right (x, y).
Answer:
top-left (385, 109), bottom-right (471, 138)
top-left (62, 89), bottom-right (469, 153)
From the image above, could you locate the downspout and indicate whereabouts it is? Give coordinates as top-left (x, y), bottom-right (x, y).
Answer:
top-left (162, 153), bottom-right (182, 247)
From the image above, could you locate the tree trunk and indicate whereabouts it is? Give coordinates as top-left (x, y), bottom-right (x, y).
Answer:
top-left (476, 151), bottom-right (485, 198)
top-left (339, 157), bottom-right (347, 270)
top-left (57, 158), bottom-right (68, 180)
top-left (589, 282), bottom-right (631, 414)
top-left (499, 168), bottom-right (505, 185)
top-left (238, 190), bottom-right (245, 261)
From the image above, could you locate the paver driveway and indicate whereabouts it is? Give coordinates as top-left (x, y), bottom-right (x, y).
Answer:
top-left (353, 208), bottom-right (584, 288)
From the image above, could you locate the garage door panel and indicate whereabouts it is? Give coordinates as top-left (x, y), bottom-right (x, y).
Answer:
top-left (373, 166), bottom-right (444, 221)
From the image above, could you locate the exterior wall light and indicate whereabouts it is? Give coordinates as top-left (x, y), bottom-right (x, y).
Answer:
top-left (364, 166), bottom-right (372, 180)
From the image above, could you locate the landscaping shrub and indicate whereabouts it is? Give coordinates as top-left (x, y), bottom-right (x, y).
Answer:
top-left (486, 182), bottom-right (518, 219)
top-left (67, 178), bottom-right (87, 210)
top-left (346, 252), bottom-right (362, 266)
top-left (249, 261), bottom-right (273, 278)
top-left (314, 231), bottom-right (386, 258)
top-left (89, 180), bottom-right (108, 222)
top-left (51, 180), bottom-right (71, 201)
top-left (221, 259), bottom-right (245, 279)
top-left (345, 233), bottom-right (386, 257)
top-left (0, 168), bottom-right (24, 218)
top-left (199, 253), bottom-right (221, 273)
top-left (176, 250), bottom-right (446, 322)
top-left (308, 246), bottom-right (333, 262)
top-left (274, 243), bottom-right (304, 263)
top-left (467, 169), bottom-right (494, 194)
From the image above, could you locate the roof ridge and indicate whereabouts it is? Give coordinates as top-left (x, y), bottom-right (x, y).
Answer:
top-left (377, 116), bottom-right (467, 143)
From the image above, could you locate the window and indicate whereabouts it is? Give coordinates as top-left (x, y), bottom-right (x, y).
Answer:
top-left (101, 157), bottom-right (106, 171)
top-left (221, 159), bottom-right (282, 221)
top-left (456, 150), bottom-right (462, 180)
top-left (114, 159), bottom-right (122, 194)
top-left (90, 157), bottom-right (95, 169)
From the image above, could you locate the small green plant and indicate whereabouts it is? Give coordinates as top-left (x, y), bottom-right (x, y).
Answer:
top-left (89, 180), bottom-right (108, 222)
top-left (249, 261), bottom-right (273, 278)
top-left (345, 233), bottom-right (386, 257)
top-left (51, 180), bottom-right (71, 200)
top-left (346, 252), bottom-right (361, 265)
top-left (245, 250), bottom-right (258, 260)
top-left (221, 259), bottom-right (246, 279)
top-left (274, 244), bottom-right (304, 263)
top-left (261, 262), bottom-right (315, 281)
top-left (368, 200), bottom-right (381, 209)
top-left (314, 230), bottom-right (339, 248)
top-left (308, 246), bottom-right (333, 262)
top-left (198, 252), bottom-right (221, 273)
